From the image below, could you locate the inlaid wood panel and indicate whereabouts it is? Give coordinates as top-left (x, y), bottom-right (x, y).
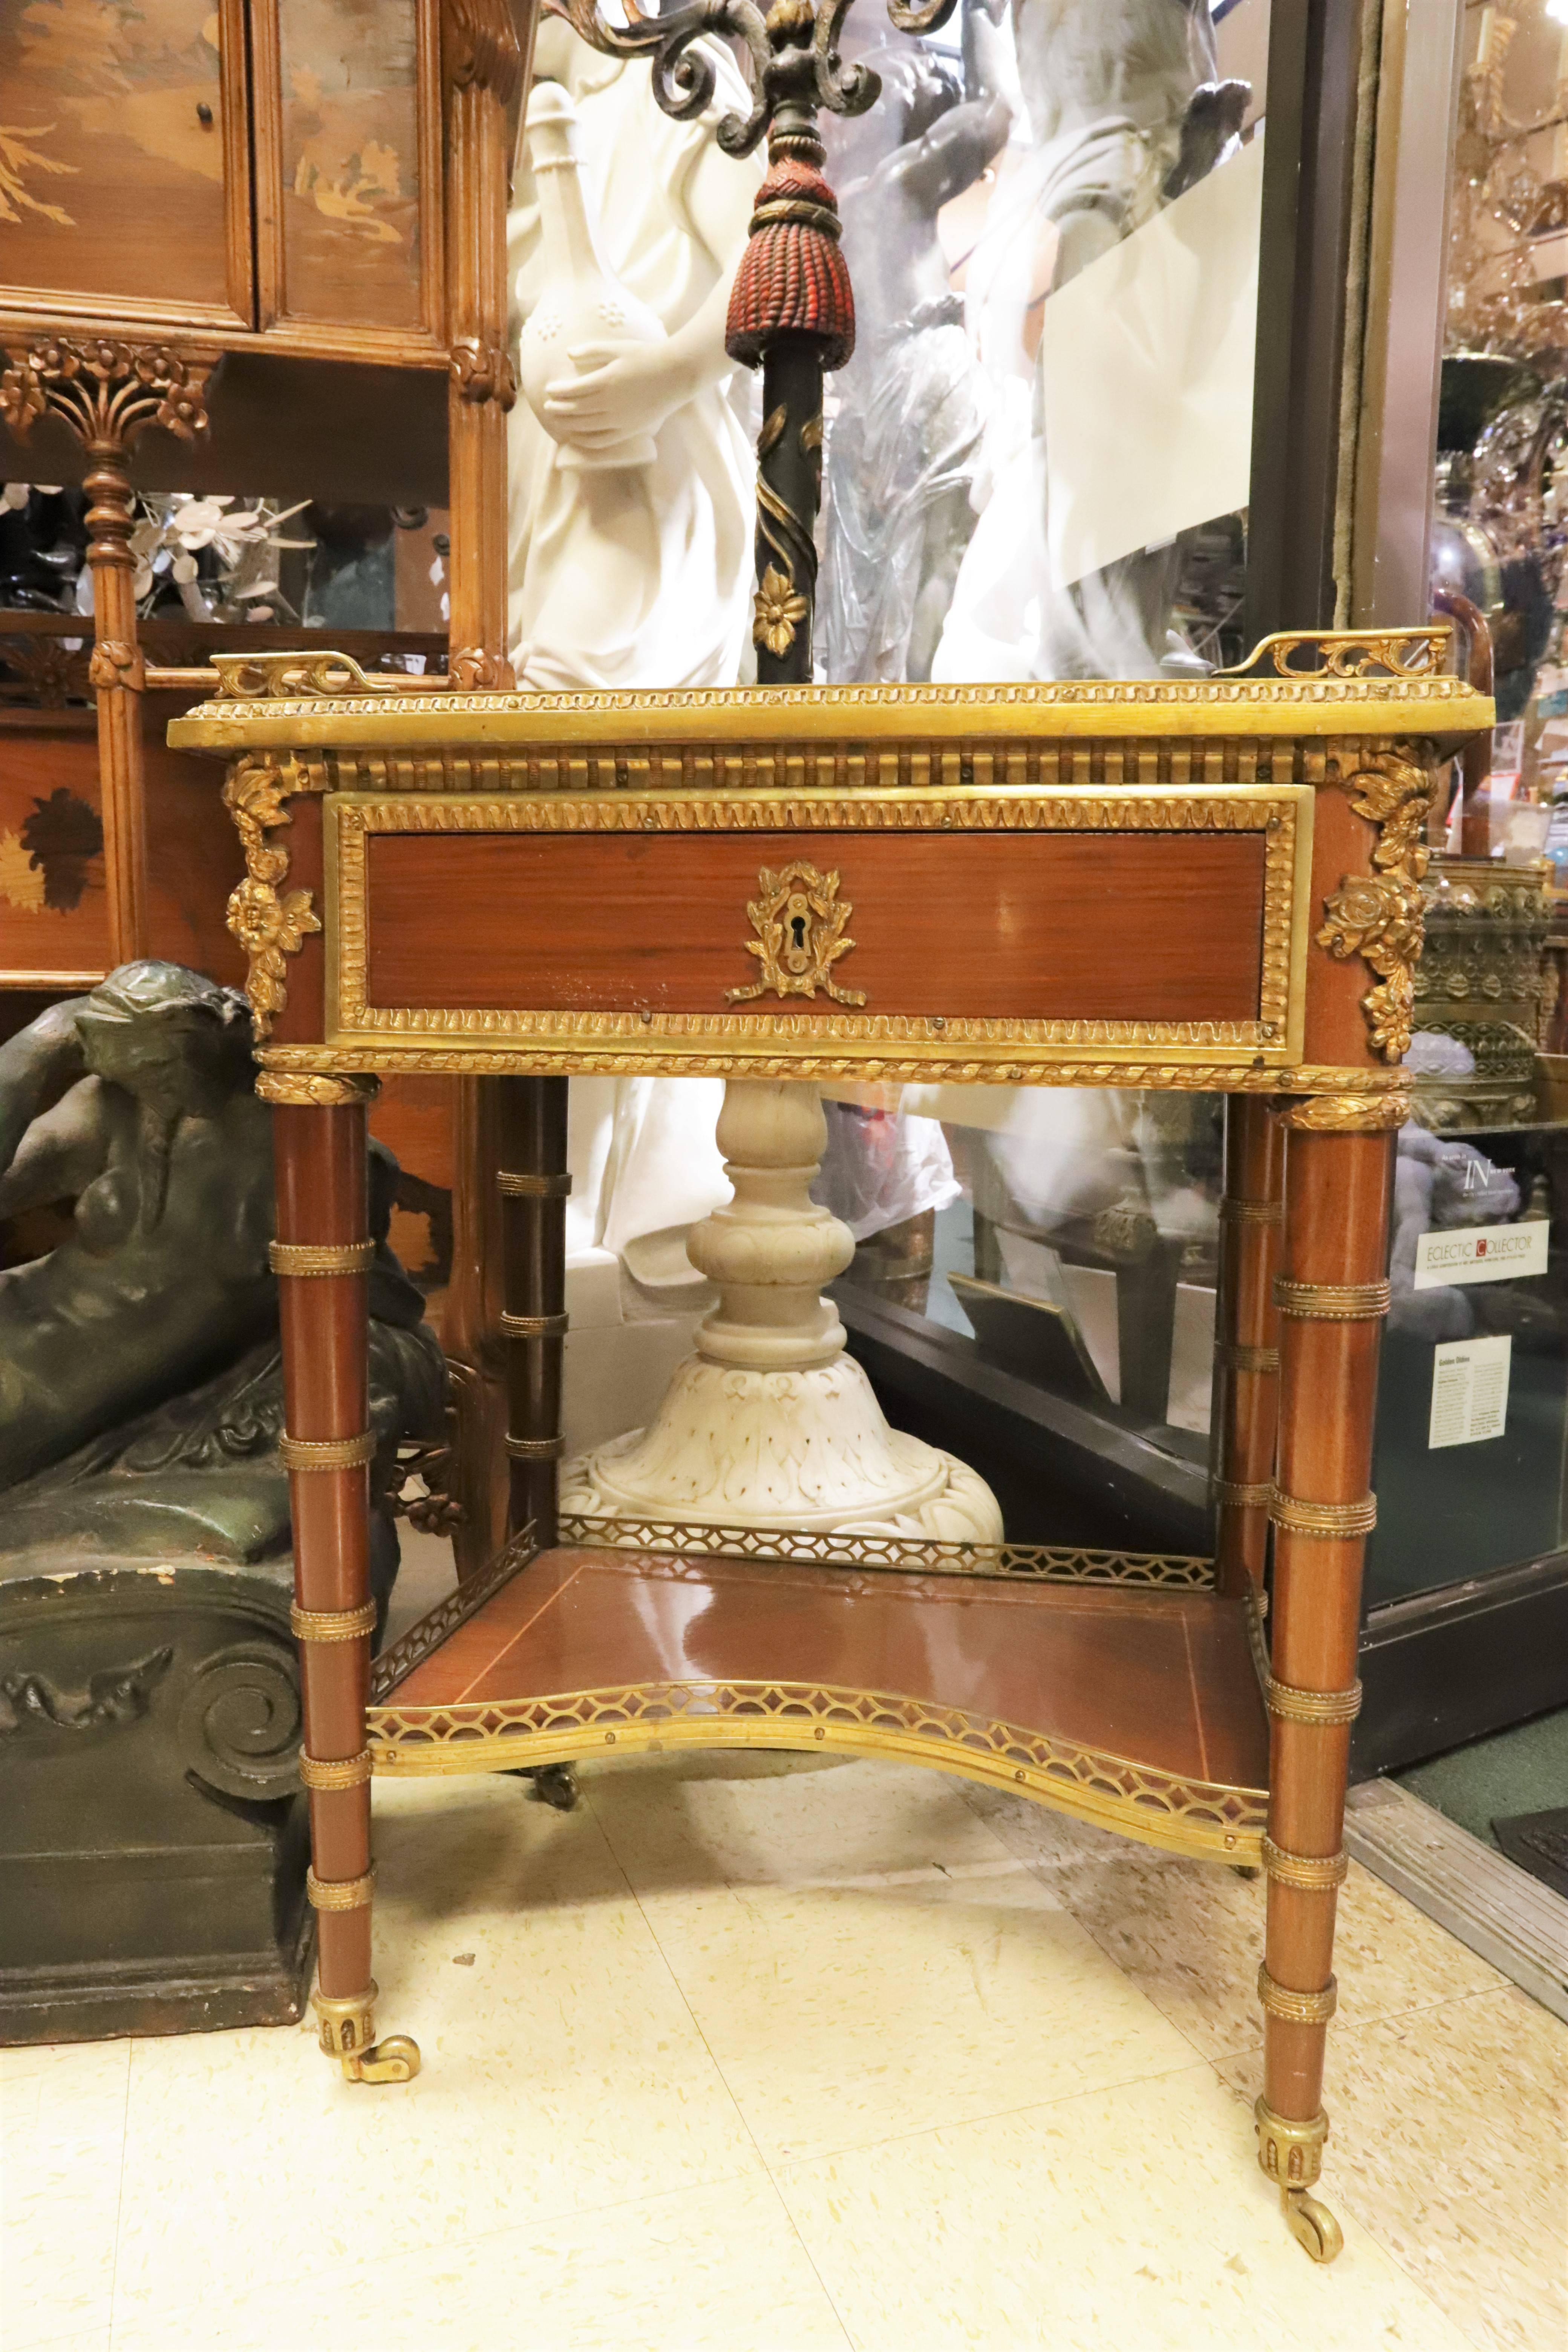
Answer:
top-left (359, 828), bottom-right (1270, 1024)
top-left (251, 0), bottom-right (443, 355)
top-left (0, 716), bottom-right (111, 984)
top-left (0, 0), bottom-right (250, 328)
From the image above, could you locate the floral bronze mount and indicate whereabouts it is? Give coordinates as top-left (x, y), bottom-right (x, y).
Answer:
top-left (550, 0), bottom-right (957, 685)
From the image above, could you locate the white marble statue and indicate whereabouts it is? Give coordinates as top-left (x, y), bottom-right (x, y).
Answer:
top-left (506, 23), bottom-right (756, 1398)
top-left (505, 20), bottom-right (761, 691)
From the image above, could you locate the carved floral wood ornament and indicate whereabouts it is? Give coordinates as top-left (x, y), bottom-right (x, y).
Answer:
top-left (0, 338), bottom-right (210, 458)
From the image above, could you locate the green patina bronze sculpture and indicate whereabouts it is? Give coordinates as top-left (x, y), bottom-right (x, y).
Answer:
top-left (0, 963), bottom-right (448, 2042)
top-left (0, 960), bottom-right (444, 1549)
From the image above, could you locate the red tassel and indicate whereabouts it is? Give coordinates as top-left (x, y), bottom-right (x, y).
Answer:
top-left (725, 157), bottom-right (856, 373)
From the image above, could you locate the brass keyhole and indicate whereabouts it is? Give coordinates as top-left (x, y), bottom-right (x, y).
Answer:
top-left (782, 892), bottom-right (814, 975)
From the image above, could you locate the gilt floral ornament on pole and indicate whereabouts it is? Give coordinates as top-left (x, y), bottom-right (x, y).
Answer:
top-left (549, 0), bottom-right (956, 683)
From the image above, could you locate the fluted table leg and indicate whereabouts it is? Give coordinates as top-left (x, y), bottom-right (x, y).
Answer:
top-left (1213, 1097), bottom-right (1285, 1598)
top-left (273, 1083), bottom-right (418, 2085)
top-left (1256, 1109), bottom-right (1395, 2259)
top-left (498, 1077), bottom-right (570, 1548)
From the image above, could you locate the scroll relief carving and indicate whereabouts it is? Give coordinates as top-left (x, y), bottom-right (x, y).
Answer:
top-left (222, 755), bottom-right (326, 1040)
top-left (726, 858), bottom-right (867, 1006)
top-left (1316, 745), bottom-right (1434, 1063)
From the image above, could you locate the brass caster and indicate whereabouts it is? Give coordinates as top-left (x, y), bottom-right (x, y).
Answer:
top-left (1282, 2188), bottom-right (1344, 2265)
top-left (532, 1762), bottom-right (579, 1811)
top-left (313, 1979), bottom-right (420, 2085)
top-left (345, 2034), bottom-right (422, 2086)
top-left (507, 1762), bottom-right (580, 1810)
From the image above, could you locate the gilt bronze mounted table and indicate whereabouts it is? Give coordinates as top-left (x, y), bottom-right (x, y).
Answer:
top-left (171, 626), bottom-right (1491, 2263)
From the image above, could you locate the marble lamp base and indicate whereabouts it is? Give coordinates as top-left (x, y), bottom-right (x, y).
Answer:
top-left (560, 1080), bottom-right (1002, 1547)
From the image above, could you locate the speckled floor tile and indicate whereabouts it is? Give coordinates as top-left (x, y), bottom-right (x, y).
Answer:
top-left (0, 2039), bottom-right (126, 2350)
top-left (585, 1749), bottom-right (1026, 1899)
top-left (9, 2336), bottom-right (109, 2352)
top-left (110, 2174), bottom-right (851, 2352)
top-left (1219, 1987), bottom-right (1568, 2352)
top-left (109, 1773), bottom-right (763, 2329)
top-left (774, 2063), bottom-right (1476, 2352)
top-left (960, 1782), bottom-right (1505, 2057)
top-left (588, 1752), bottom-right (1193, 2165)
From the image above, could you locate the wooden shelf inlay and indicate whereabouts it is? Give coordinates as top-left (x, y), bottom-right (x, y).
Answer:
top-left (369, 1548), bottom-right (1270, 1860)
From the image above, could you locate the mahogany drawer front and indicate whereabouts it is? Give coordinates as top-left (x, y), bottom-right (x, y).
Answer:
top-left (325, 788), bottom-right (1312, 1075)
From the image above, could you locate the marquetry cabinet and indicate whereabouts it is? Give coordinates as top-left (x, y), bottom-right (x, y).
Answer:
top-left (0, 0), bottom-right (444, 367)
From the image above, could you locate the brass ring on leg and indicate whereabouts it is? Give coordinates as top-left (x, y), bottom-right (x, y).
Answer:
top-left (270, 1239), bottom-right (375, 1277)
top-left (1257, 1965), bottom-right (1337, 2025)
top-left (291, 1599), bottom-right (377, 1643)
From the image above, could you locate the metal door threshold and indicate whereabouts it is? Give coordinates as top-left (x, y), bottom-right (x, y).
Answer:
top-left (1345, 1778), bottom-right (1568, 2025)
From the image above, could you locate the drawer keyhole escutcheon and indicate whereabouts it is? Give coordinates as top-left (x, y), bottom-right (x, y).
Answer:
top-left (726, 858), bottom-right (868, 1008)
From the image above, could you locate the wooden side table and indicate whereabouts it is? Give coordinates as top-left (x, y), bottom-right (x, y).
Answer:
top-left (172, 626), bottom-right (1491, 2262)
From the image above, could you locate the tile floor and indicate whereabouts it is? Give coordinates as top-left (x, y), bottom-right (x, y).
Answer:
top-left (4, 1736), bottom-right (1565, 2352)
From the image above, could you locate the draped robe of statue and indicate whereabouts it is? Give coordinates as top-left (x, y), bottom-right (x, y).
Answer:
top-left (505, 31), bottom-right (761, 692)
top-left (504, 28), bottom-right (764, 1310)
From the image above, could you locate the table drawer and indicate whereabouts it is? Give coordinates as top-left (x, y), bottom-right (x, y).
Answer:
top-left (326, 786), bottom-right (1311, 1076)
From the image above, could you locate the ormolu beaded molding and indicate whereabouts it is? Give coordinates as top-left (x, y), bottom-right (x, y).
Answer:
top-left (169, 637), bottom-right (1490, 744)
top-left (1266, 1675), bottom-right (1363, 1725)
top-left (270, 1238), bottom-right (376, 1277)
top-left (500, 1310), bottom-right (570, 1337)
top-left (1257, 1965), bottom-right (1338, 2025)
top-left (279, 1430), bottom-right (377, 1473)
top-left (504, 1433), bottom-right (566, 1458)
top-left (1273, 1277), bottom-right (1392, 1319)
top-left (326, 785), bottom-right (1307, 1074)
top-left (1261, 1838), bottom-right (1349, 1890)
top-left (306, 1865), bottom-right (376, 1911)
top-left (290, 1599), bottom-right (378, 1643)
top-left (299, 1748), bottom-right (374, 1789)
top-left (1269, 1493), bottom-right (1378, 1539)
top-left (1215, 1344), bottom-right (1280, 1373)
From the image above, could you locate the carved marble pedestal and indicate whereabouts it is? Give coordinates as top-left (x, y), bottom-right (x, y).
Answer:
top-left (561, 1081), bottom-right (1002, 1545)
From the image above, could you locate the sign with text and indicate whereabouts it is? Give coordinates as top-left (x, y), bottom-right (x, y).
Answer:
top-left (1429, 1335), bottom-right (1512, 1450)
top-left (1413, 1221), bottom-right (1549, 1291)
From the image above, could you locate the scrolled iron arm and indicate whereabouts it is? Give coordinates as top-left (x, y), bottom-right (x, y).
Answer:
top-left (544, 0), bottom-right (960, 679)
top-left (548, 0), bottom-right (773, 153)
top-left (883, 0), bottom-right (959, 32)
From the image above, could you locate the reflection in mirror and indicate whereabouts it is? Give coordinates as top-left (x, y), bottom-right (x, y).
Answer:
top-left (820, 0), bottom-right (1261, 686)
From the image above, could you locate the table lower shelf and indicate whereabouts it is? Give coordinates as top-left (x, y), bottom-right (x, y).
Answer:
top-left (368, 1546), bottom-right (1270, 1864)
